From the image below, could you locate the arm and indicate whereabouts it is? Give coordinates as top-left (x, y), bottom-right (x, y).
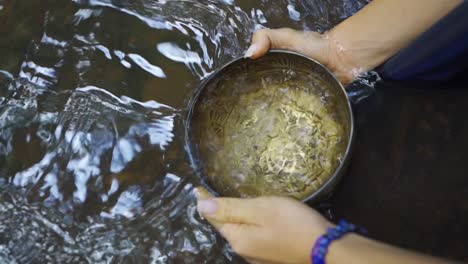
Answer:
top-left (328, 233), bottom-right (459, 264)
top-left (246, 0), bottom-right (463, 84)
top-left (196, 190), bottom-right (461, 264)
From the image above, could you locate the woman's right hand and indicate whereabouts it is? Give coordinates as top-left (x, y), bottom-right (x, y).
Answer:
top-left (244, 28), bottom-right (363, 85)
top-left (196, 188), bottom-right (332, 264)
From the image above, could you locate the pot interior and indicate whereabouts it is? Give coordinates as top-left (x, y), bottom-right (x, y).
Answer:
top-left (187, 51), bottom-right (353, 200)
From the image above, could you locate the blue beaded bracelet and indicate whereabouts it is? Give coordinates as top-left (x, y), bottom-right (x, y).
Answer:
top-left (311, 220), bottom-right (368, 264)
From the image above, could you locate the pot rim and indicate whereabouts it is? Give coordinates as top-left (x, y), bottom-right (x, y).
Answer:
top-left (184, 49), bottom-right (355, 203)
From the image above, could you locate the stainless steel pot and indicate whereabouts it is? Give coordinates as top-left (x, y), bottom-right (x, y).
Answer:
top-left (185, 50), bottom-right (355, 204)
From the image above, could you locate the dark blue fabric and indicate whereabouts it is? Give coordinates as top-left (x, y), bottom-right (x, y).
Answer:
top-left (379, 1), bottom-right (468, 81)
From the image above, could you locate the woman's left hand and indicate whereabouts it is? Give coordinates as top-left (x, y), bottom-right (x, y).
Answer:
top-left (196, 188), bottom-right (332, 264)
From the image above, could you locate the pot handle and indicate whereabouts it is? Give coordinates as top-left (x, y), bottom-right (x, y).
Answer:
top-left (345, 71), bottom-right (380, 104)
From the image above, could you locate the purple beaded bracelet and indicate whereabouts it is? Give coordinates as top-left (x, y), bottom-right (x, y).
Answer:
top-left (311, 220), bottom-right (368, 264)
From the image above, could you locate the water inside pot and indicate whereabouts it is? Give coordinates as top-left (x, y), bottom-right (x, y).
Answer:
top-left (189, 53), bottom-right (352, 200)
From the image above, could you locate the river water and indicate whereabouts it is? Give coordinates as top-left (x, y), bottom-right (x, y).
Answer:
top-left (0, 0), bottom-right (369, 263)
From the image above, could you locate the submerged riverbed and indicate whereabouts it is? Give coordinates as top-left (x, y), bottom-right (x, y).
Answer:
top-left (0, 0), bottom-right (369, 262)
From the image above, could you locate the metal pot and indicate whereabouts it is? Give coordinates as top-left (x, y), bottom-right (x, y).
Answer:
top-left (185, 50), bottom-right (355, 204)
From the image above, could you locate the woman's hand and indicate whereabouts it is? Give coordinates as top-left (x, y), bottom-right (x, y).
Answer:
top-left (244, 28), bottom-right (362, 85)
top-left (246, 0), bottom-right (462, 85)
top-left (196, 188), bottom-right (460, 264)
top-left (196, 188), bottom-right (332, 264)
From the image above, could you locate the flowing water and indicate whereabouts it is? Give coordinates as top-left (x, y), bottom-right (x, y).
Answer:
top-left (0, 0), bottom-right (370, 263)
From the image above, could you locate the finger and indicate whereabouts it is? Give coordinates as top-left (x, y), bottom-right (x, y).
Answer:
top-left (245, 258), bottom-right (268, 264)
top-left (246, 259), bottom-right (262, 264)
top-left (195, 187), bottom-right (225, 230)
top-left (246, 28), bottom-right (305, 59)
top-left (245, 257), bottom-right (283, 264)
top-left (246, 259), bottom-right (281, 264)
top-left (245, 29), bottom-right (271, 59)
top-left (194, 186), bottom-right (213, 200)
top-left (198, 197), bottom-right (264, 224)
top-left (220, 223), bottom-right (261, 257)
top-left (195, 191), bottom-right (262, 254)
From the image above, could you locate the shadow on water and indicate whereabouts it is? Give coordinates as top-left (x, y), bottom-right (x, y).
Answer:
top-left (0, 0), bottom-right (370, 262)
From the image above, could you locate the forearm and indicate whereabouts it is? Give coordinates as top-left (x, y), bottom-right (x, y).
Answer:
top-left (328, 0), bottom-right (463, 72)
top-left (326, 234), bottom-right (460, 264)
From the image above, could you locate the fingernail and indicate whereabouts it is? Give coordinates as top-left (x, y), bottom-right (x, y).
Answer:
top-left (197, 199), bottom-right (218, 215)
top-left (194, 188), bottom-right (201, 199)
top-left (244, 44), bottom-right (257, 58)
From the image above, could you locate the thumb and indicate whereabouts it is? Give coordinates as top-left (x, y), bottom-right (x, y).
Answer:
top-left (245, 28), bottom-right (301, 59)
top-left (197, 197), bottom-right (263, 225)
top-left (245, 28), bottom-right (329, 66)
top-left (195, 187), bottom-right (224, 231)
